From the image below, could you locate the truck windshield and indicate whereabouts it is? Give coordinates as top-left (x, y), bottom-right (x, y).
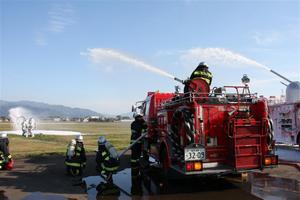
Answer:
top-left (145, 100), bottom-right (151, 116)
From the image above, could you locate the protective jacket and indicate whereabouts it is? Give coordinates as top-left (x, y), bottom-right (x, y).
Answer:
top-left (0, 138), bottom-right (12, 169)
top-left (190, 69), bottom-right (213, 86)
top-left (130, 119), bottom-right (147, 164)
top-left (0, 138), bottom-right (9, 156)
top-left (96, 142), bottom-right (119, 174)
top-left (65, 142), bottom-right (86, 168)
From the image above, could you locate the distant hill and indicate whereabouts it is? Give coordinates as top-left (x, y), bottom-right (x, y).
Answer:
top-left (119, 112), bottom-right (134, 119)
top-left (0, 100), bottom-right (104, 118)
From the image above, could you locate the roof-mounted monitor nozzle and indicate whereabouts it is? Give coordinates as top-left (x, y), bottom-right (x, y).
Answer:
top-left (241, 74), bottom-right (250, 85)
top-left (270, 69), bottom-right (292, 83)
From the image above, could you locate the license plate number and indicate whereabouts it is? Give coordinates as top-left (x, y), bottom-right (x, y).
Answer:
top-left (184, 148), bottom-right (205, 161)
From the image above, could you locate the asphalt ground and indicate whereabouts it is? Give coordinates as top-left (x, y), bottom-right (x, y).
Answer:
top-left (1, 151), bottom-right (299, 200)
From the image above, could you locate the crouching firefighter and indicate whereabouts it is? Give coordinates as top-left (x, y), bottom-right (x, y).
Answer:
top-left (130, 114), bottom-right (147, 167)
top-left (0, 133), bottom-right (13, 170)
top-left (65, 135), bottom-right (86, 176)
top-left (96, 136), bottom-right (120, 184)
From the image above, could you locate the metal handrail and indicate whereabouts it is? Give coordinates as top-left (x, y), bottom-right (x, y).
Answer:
top-left (158, 91), bottom-right (258, 109)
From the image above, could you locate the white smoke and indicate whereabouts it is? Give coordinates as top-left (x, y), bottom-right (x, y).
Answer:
top-left (81, 48), bottom-right (175, 79)
top-left (180, 48), bottom-right (271, 71)
top-left (9, 107), bottom-right (37, 131)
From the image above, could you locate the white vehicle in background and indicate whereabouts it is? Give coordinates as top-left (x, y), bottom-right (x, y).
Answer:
top-left (268, 80), bottom-right (300, 148)
top-left (269, 102), bottom-right (300, 147)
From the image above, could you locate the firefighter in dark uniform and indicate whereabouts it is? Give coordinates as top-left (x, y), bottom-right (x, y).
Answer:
top-left (0, 133), bottom-right (13, 170)
top-left (130, 114), bottom-right (147, 166)
top-left (65, 135), bottom-right (86, 176)
top-left (184, 62), bottom-right (213, 93)
top-left (96, 136), bottom-right (120, 184)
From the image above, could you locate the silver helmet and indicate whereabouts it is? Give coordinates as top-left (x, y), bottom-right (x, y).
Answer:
top-left (75, 135), bottom-right (83, 142)
top-left (98, 136), bottom-right (106, 145)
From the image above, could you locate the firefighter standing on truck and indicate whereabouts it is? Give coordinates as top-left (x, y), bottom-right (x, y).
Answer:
top-left (130, 114), bottom-right (147, 166)
top-left (96, 136), bottom-right (120, 184)
top-left (65, 135), bottom-right (86, 176)
top-left (184, 62), bottom-right (213, 93)
top-left (0, 133), bottom-right (13, 170)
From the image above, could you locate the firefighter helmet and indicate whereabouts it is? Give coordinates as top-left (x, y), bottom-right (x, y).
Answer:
top-left (76, 135), bottom-right (83, 142)
top-left (197, 62), bottom-right (209, 70)
top-left (98, 136), bottom-right (106, 145)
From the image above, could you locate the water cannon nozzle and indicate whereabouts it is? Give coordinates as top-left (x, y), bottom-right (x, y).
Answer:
top-left (174, 77), bottom-right (185, 84)
top-left (270, 69), bottom-right (292, 83)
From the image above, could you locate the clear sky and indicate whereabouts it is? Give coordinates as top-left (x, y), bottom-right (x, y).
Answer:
top-left (1, 0), bottom-right (300, 114)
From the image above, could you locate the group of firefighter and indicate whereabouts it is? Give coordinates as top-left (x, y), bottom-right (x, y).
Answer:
top-left (63, 113), bottom-right (147, 178)
top-left (63, 61), bottom-right (213, 178)
top-left (0, 62), bottom-right (212, 195)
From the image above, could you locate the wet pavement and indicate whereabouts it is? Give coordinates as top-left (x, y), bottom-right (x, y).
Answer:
top-left (21, 192), bottom-right (69, 200)
top-left (83, 166), bottom-right (300, 200)
top-left (249, 172), bottom-right (300, 200)
top-left (0, 191), bottom-right (71, 200)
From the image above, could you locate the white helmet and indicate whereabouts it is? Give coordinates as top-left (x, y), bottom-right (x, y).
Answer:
top-left (76, 135), bottom-right (83, 142)
top-left (197, 62), bottom-right (209, 70)
top-left (70, 139), bottom-right (76, 146)
top-left (0, 133), bottom-right (7, 138)
top-left (98, 136), bottom-right (106, 145)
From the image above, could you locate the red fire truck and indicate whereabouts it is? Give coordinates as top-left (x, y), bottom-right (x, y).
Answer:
top-left (134, 78), bottom-right (278, 176)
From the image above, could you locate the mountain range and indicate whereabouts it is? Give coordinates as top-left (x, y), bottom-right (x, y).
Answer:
top-left (0, 100), bottom-right (105, 118)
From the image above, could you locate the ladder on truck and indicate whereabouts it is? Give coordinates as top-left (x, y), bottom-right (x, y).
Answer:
top-left (228, 118), bottom-right (263, 170)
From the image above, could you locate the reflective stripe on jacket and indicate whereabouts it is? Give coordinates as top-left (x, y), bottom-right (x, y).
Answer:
top-left (191, 70), bottom-right (213, 85)
top-left (100, 163), bottom-right (119, 172)
top-left (65, 161), bottom-right (82, 167)
top-left (96, 143), bottom-right (120, 173)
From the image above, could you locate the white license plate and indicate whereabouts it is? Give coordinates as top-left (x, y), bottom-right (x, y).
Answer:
top-left (184, 148), bottom-right (206, 161)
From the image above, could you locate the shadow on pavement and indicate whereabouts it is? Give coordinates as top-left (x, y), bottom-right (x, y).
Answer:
top-left (84, 166), bottom-right (260, 200)
top-left (0, 152), bottom-right (130, 195)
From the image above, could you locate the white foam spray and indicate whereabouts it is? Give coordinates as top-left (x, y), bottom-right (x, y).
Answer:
top-left (8, 107), bottom-right (37, 131)
top-left (181, 48), bottom-right (271, 71)
top-left (5, 107), bottom-right (81, 136)
top-left (81, 48), bottom-right (175, 79)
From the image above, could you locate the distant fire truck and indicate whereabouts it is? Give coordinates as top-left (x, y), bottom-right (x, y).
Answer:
top-left (133, 75), bottom-right (278, 176)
